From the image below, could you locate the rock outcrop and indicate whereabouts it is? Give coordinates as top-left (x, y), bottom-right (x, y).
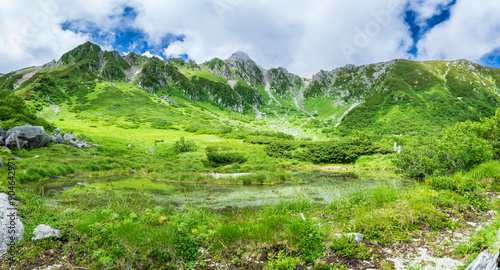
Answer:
top-left (465, 227), bottom-right (500, 270)
top-left (0, 193), bottom-right (24, 256)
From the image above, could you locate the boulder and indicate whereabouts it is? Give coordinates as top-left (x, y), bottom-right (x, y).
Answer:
top-left (32, 224), bottom-right (61, 241)
top-left (50, 134), bottom-right (64, 144)
top-left (0, 193), bottom-right (24, 256)
top-left (5, 126), bottom-right (50, 149)
top-left (63, 133), bottom-right (76, 141)
top-left (0, 126), bottom-right (4, 138)
top-left (334, 233), bottom-right (364, 243)
top-left (1, 147), bottom-right (11, 153)
top-left (5, 133), bottom-right (21, 151)
top-left (0, 136), bottom-right (4, 146)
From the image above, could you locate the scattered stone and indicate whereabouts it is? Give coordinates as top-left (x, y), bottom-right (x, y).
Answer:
top-left (92, 144), bottom-right (100, 147)
top-left (127, 144), bottom-right (133, 147)
top-left (0, 193), bottom-right (24, 255)
top-left (53, 127), bottom-right (61, 133)
top-left (34, 155), bottom-right (39, 158)
top-left (5, 126), bottom-right (50, 149)
top-left (2, 146), bottom-right (11, 153)
top-left (63, 133), bottom-right (76, 141)
top-left (12, 157), bottom-right (21, 161)
top-left (60, 133), bottom-right (88, 148)
top-left (50, 134), bottom-right (64, 144)
top-left (0, 127), bottom-right (4, 138)
top-left (0, 156), bottom-right (4, 169)
top-left (334, 233), bottom-right (364, 243)
top-left (32, 224), bottom-right (61, 241)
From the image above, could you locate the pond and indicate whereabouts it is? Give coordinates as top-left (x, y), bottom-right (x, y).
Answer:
top-left (35, 170), bottom-right (410, 209)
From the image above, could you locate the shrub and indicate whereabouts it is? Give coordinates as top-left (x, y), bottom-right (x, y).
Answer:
top-left (174, 229), bottom-right (200, 262)
top-left (266, 250), bottom-right (300, 270)
top-left (173, 137), bottom-right (197, 153)
top-left (264, 141), bottom-right (299, 159)
top-left (204, 146), bottom-right (247, 166)
top-left (329, 235), bottom-right (372, 260)
top-left (298, 222), bottom-right (324, 264)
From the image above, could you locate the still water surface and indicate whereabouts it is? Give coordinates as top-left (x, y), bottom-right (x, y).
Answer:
top-left (38, 170), bottom-right (410, 209)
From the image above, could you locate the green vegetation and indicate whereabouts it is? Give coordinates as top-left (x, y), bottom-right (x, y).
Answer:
top-left (3, 42), bottom-right (500, 269)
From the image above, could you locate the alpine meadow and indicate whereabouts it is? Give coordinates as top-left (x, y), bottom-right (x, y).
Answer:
top-left (2, 40), bottom-right (500, 269)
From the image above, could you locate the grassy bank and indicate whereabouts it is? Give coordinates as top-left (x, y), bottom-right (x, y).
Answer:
top-left (1, 159), bottom-right (499, 269)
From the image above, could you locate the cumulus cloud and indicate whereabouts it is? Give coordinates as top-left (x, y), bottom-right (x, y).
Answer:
top-left (1, 0), bottom-right (500, 77)
top-left (131, 0), bottom-right (413, 76)
top-left (141, 51), bottom-right (163, 60)
top-left (416, 0), bottom-right (500, 62)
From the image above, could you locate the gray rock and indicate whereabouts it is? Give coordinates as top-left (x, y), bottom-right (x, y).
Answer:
top-left (5, 126), bottom-right (50, 149)
top-left (465, 242), bottom-right (500, 270)
top-left (0, 193), bottom-right (24, 256)
top-left (465, 227), bottom-right (500, 270)
top-left (32, 224), bottom-right (61, 241)
top-left (11, 157), bottom-right (21, 161)
top-left (334, 233), bottom-right (364, 243)
top-left (0, 157), bottom-right (4, 168)
top-left (50, 134), bottom-right (64, 144)
top-left (5, 133), bottom-right (21, 151)
top-left (0, 126), bottom-right (4, 138)
top-left (63, 134), bottom-right (76, 141)
top-left (53, 127), bottom-right (60, 133)
top-left (1, 147), bottom-right (11, 153)
top-left (0, 136), bottom-right (4, 146)
top-left (127, 144), bottom-right (133, 147)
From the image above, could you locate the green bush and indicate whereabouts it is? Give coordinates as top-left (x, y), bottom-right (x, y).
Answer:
top-left (174, 229), bottom-right (200, 262)
top-left (297, 222), bottom-right (324, 264)
top-left (173, 137), bottom-right (197, 153)
top-left (266, 250), bottom-right (300, 270)
top-left (204, 146), bottom-right (247, 166)
top-left (264, 141), bottom-right (300, 159)
top-left (329, 235), bottom-right (372, 260)
top-left (395, 129), bottom-right (493, 179)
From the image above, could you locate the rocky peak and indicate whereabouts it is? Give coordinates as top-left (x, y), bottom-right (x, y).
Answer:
top-left (228, 51), bottom-right (251, 62)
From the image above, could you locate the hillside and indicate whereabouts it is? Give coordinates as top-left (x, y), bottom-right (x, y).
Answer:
top-left (2, 42), bottom-right (500, 270)
top-left (1, 42), bottom-right (500, 138)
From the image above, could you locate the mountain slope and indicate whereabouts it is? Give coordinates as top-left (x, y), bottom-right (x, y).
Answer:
top-left (3, 42), bottom-right (500, 138)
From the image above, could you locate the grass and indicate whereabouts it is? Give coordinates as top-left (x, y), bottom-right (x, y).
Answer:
top-left (4, 49), bottom-right (500, 268)
top-left (3, 165), bottom-right (497, 269)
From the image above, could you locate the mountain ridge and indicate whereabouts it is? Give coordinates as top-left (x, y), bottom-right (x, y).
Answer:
top-left (2, 41), bottom-right (500, 137)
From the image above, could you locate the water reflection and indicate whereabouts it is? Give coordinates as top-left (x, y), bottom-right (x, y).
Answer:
top-left (36, 170), bottom-right (408, 209)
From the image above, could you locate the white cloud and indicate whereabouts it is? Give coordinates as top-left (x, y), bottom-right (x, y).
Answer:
top-left (408, 0), bottom-right (455, 24)
top-left (416, 0), bottom-right (500, 62)
top-left (131, 0), bottom-right (413, 76)
top-left (1, 0), bottom-right (500, 77)
top-left (164, 40), bottom-right (187, 59)
top-left (141, 51), bottom-right (163, 60)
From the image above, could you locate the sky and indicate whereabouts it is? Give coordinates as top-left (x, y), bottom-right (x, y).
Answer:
top-left (1, 0), bottom-right (500, 77)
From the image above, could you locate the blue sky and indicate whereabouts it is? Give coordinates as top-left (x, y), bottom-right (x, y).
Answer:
top-left (1, 0), bottom-right (500, 76)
